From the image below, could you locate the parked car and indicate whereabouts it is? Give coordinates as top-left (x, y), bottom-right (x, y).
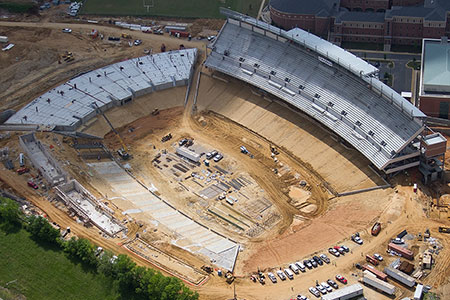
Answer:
top-left (308, 287), bottom-right (320, 298)
top-left (321, 282), bottom-right (333, 293)
top-left (320, 254), bottom-right (330, 264)
top-left (284, 268), bottom-right (294, 280)
top-left (206, 150), bottom-right (218, 159)
top-left (179, 138), bottom-right (188, 146)
top-left (373, 253), bottom-right (383, 261)
top-left (327, 279), bottom-right (338, 289)
top-left (267, 272), bottom-right (277, 283)
top-left (296, 295), bottom-right (308, 300)
top-left (316, 284), bottom-right (327, 295)
top-left (341, 245), bottom-right (350, 252)
top-left (329, 248), bottom-right (340, 257)
top-left (213, 153), bottom-right (223, 162)
top-left (334, 246), bottom-right (345, 255)
top-left (355, 263), bottom-right (362, 270)
top-left (392, 237), bottom-right (404, 244)
top-left (336, 274), bottom-right (347, 284)
top-left (62, 28), bottom-right (72, 33)
top-left (352, 234), bottom-right (363, 245)
top-left (309, 259), bottom-right (318, 268)
top-left (134, 39), bottom-right (142, 46)
top-left (17, 167), bottom-right (30, 175)
top-left (276, 270), bottom-right (286, 281)
top-left (295, 261), bottom-right (306, 272)
top-left (27, 181), bottom-right (38, 189)
top-left (289, 263), bottom-right (299, 274)
top-left (207, 35), bottom-right (216, 41)
top-left (313, 256), bottom-right (323, 265)
top-left (303, 259), bottom-right (313, 269)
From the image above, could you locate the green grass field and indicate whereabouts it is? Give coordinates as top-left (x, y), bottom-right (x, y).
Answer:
top-left (81, 0), bottom-right (262, 18)
top-left (0, 230), bottom-right (120, 300)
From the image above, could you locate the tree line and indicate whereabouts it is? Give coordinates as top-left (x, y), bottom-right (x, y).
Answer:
top-left (0, 197), bottom-right (199, 300)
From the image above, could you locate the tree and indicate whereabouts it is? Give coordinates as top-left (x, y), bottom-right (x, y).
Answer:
top-left (63, 237), bottom-right (98, 268)
top-left (0, 197), bottom-right (23, 233)
top-left (27, 215), bottom-right (60, 244)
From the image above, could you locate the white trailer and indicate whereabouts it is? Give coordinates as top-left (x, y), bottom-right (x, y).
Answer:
top-left (0, 36), bottom-right (8, 43)
top-left (176, 147), bottom-right (200, 162)
top-left (363, 274), bottom-right (396, 295)
top-left (321, 283), bottom-right (363, 300)
top-left (414, 284), bottom-right (423, 300)
top-left (384, 267), bottom-right (415, 288)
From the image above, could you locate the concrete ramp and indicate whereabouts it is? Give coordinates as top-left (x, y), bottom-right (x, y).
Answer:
top-left (88, 161), bottom-right (239, 271)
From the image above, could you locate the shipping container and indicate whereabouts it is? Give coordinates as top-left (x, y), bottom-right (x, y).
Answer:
top-left (176, 147), bottom-right (200, 162)
top-left (363, 274), bottom-right (396, 295)
top-left (170, 30), bottom-right (190, 38)
top-left (363, 264), bottom-right (388, 281)
top-left (414, 284), bottom-right (423, 300)
top-left (0, 36), bottom-right (8, 43)
top-left (384, 266), bottom-right (415, 288)
top-left (388, 242), bottom-right (414, 260)
top-left (321, 284), bottom-right (363, 300)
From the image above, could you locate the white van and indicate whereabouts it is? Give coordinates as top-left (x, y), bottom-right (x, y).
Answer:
top-left (284, 268), bottom-right (294, 280)
top-left (295, 261), bottom-right (306, 272)
top-left (289, 263), bottom-right (299, 274)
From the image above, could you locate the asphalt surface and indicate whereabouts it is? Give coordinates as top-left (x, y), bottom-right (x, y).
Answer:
top-left (350, 51), bottom-right (421, 94)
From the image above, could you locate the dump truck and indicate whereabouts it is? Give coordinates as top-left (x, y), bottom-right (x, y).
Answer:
top-left (362, 273), bottom-right (396, 296)
top-left (366, 255), bottom-right (379, 266)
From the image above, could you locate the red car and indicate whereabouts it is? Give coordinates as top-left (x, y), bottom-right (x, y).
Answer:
top-left (27, 181), bottom-right (38, 189)
top-left (336, 274), bottom-right (347, 284)
top-left (17, 167), bottom-right (30, 175)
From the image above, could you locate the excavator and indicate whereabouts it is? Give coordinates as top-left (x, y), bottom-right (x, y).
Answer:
top-left (91, 102), bottom-right (130, 160)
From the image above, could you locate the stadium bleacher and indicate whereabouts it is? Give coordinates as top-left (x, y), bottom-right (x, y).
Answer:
top-left (6, 48), bottom-right (197, 131)
top-left (205, 14), bottom-right (425, 173)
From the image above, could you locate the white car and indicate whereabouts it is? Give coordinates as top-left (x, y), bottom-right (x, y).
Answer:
top-left (316, 284), bottom-right (327, 295)
top-left (207, 35), bottom-right (216, 41)
top-left (267, 272), bottom-right (277, 283)
top-left (321, 282), bottom-right (333, 293)
top-left (309, 287), bottom-right (320, 298)
top-left (276, 270), bottom-right (286, 281)
top-left (374, 253), bottom-right (383, 261)
top-left (213, 153), bottom-right (223, 162)
top-left (62, 28), bottom-right (72, 33)
top-left (134, 39), bottom-right (142, 46)
top-left (289, 263), bottom-right (299, 274)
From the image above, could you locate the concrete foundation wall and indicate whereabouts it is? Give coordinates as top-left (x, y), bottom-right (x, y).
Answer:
top-left (19, 133), bottom-right (67, 185)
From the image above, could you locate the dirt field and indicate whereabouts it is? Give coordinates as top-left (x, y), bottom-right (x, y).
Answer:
top-left (0, 18), bottom-right (449, 300)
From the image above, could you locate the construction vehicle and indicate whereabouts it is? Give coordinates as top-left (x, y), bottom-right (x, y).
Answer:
top-left (201, 265), bottom-right (213, 274)
top-left (160, 43), bottom-right (166, 52)
top-left (151, 108), bottom-right (159, 116)
top-left (121, 33), bottom-right (132, 39)
top-left (225, 271), bottom-right (235, 284)
top-left (91, 102), bottom-right (130, 160)
top-left (161, 133), bottom-right (172, 142)
top-left (439, 227), bottom-right (450, 233)
top-left (270, 145), bottom-right (279, 155)
top-left (60, 51), bottom-right (74, 63)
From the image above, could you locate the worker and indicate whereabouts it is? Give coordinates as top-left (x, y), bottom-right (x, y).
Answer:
top-left (35, 107), bottom-right (38, 113)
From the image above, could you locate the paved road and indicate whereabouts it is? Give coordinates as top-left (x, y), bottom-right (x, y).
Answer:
top-left (350, 50), bottom-right (420, 94)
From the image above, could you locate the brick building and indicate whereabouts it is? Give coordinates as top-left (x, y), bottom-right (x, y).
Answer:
top-left (419, 38), bottom-right (450, 119)
top-left (269, 0), bottom-right (450, 50)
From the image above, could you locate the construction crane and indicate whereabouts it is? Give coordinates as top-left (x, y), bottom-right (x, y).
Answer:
top-left (91, 102), bottom-right (130, 160)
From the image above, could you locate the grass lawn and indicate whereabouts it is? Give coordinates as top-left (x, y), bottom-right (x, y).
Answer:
top-left (0, 229), bottom-right (119, 300)
top-left (81, 0), bottom-right (262, 18)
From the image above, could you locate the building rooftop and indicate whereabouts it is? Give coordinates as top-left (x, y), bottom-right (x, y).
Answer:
top-left (422, 39), bottom-right (450, 93)
top-left (269, 0), bottom-right (339, 16)
top-left (336, 11), bottom-right (386, 23)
